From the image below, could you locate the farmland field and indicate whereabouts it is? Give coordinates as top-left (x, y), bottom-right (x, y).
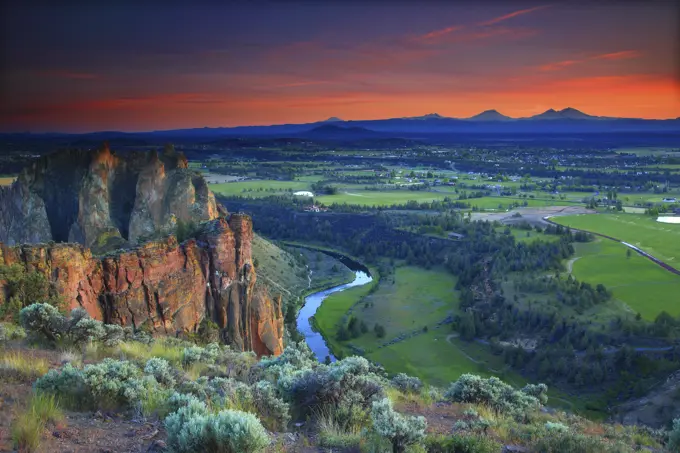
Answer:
top-left (569, 238), bottom-right (680, 320)
top-left (210, 180), bottom-right (310, 197)
top-left (315, 190), bottom-right (451, 206)
top-left (553, 213), bottom-right (680, 265)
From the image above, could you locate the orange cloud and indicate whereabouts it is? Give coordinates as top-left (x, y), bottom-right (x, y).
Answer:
top-left (539, 60), bottom-right (579, 71)
top-left (479, 5), bottom-right (551, 26)
top-left (415, 25), bottom-right (465, 42)
top-left (591, 50), bottom-right (642, 60)
top-left (538, 50), bottom-right (642, 71)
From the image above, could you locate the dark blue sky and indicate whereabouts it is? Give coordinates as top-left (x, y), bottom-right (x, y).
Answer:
top-left (1, 1), bottom-right (679, 132)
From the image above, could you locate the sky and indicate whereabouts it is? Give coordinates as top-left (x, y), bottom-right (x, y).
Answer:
top-left (1, 1), bottom-right (679, 133)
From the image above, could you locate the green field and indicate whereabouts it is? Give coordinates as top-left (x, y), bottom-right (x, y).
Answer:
top-left (315, 190), bottom-right (450, 206)
top-left (210, 180), bottom-right (310, 197)
top-left (553, 213), bottom-right (680, 265)
top-left (569, 238), bottom-right (680, 320)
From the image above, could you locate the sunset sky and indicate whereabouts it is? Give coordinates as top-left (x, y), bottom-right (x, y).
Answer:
top-left (1, 1), bottom-right (679, 132)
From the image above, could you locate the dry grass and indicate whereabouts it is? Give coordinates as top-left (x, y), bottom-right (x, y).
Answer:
top-left (58, 349), bottom-right (82, 367)
top-left (11, 393), bottom-right (64, 452)
top-left (118, 339), bottom-right (184, 365)
top-left (0, 351), bottom-right (50, 381)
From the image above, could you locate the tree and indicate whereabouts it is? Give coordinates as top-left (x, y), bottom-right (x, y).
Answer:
top-left (0, 264), bottom-right (63, 321)
top-left (374, 323), bottom-right (386, 338)
top-left (459, 312), bottom-right (476, 341)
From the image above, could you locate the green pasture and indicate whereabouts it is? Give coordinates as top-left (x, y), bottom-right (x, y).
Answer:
top-left (569, 239), bottom-right (680, 320)
top-left (553, 213), bottom-right (680, 265)
top-left (315, 190), bottom-right (450, 206)
top-left (210, 180), bottom-right (310, 197)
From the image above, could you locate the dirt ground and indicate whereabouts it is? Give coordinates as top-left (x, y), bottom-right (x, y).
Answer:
top-left (470, 206), bottom-right (594, 227)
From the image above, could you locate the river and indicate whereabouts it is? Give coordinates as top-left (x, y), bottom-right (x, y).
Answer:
top-left (295, 250), bottom-right (372, 362)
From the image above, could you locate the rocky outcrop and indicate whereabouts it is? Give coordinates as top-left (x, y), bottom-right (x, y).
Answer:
top-left (0, 216), bottom-right (284, 356)
top-left (0, 144), bottom-right (220, 252)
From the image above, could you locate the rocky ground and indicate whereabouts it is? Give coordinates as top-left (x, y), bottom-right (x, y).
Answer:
top-left (470, 205), bottom-right (594, 226)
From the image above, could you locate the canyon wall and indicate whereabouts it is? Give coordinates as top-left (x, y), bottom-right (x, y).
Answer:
top-left (0, 146), bottom-right (283, 356)
top-left (0, 216), bottom-right (283, 356)
top-left (0, 144), bottom-right (221, 252)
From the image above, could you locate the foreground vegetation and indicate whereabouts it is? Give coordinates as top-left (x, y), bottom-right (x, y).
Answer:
top-left (2, 305), bottom-right (678, 453)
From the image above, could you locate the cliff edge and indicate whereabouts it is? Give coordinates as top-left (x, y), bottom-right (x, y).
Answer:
top-left (0, 143), bottom-right (221, 252)
top-left (0, 146), bottom-right (283, 356)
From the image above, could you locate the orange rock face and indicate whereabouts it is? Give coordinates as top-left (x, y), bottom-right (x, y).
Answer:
top-left (0, 215), bottom-right (283, 356)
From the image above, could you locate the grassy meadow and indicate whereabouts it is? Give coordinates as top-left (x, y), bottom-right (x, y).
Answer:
top-left (569, 238), bottom-right (680, 320)
top-left (553, 213), bottom-right (680, 265)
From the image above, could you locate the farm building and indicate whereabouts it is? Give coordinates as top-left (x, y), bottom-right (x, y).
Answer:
top-left (294, 191), bottom-right (314, 197)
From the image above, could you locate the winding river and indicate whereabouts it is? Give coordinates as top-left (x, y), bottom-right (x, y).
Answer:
top-left (295, 250), bottom-right (372, 362)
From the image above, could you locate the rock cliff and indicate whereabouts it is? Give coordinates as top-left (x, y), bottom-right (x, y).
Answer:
top-left (0, 143), bottom-right (221, 252)
top-left (0, 216), bottom-right (284, 356)
top-left (0, 146), bottom-right (284, 356)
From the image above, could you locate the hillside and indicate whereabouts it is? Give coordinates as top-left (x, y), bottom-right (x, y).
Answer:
top-left (0, 328), bottom-right (676, 452)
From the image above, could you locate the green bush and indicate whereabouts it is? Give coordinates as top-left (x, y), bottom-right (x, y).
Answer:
top-left (35, 358), bottom-right (161, 410)
top-left (371, 397), bottom-right (426, 453)
top-left (424, 434), bottom-right (501, 453)
top-left (165, 400), bottom-right (269, 453)
top-left (0, 264), bottom-right (64, 321)
top-left (252, 380), bottom-right (290, 431)
top-left (34, 363), bottom-right (89, 407)
top-left (444, 374), bottom-right (544, 421)
top-left (669, 418), bottom-right (680, 452)
top-left (20, 303), bottom-right (125, 347)
top-left (20, 303), bottom-right (65, 343)
top-left (144, 357), bottom-right (176, 387)
top-left (391, 373), bottom-right (423, 394)
top-left (182, 343), bottom-right (221, 366)
top-left (83, 359), bottom-right (157, 408)
top-left (531, 431), bottom-right (635, 453)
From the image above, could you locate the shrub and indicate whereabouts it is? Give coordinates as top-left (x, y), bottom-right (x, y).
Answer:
top-left (167, 392), bottom-right (207, 415)
top-left (371, 397), bottom-right (426, 453)
top-left (182, 343), bottom-right (220, 366)
top-left (521, 383), bottom-right (548, 405)
top-left (83, 358), bottom-right (156, 408)
top-left (36, 358), bottom-right (161, 410)
top-left (0, 323), bottom-right (27, 341)
top-left (20, 303), bottom-right (125, 347)
top-left (102, 324), bottom-right (125, 347)
top-left (144, 357), bottom-right (176, 387)
top-left (444, 374), bottom-right (544, 420)
top-left (0, 264), bottom-right (64, 321)
top-left (252, 380), bottom-right (290, 431)
top-left (669, 418), bottom-right (680, 452)
top-left (532, 431), bottom-right (635, 453)
top-left (70, 317), bottom-right (106, 344)
top-left (34, 363), bottom-right (88, 407)
top-left (20, 303), bottom-right (65, 343)
top-left (391, 373), bottom-right (423, 394)
top-left (279, 356), bottom-right (385, 429)
top-left (165, 401), bottom-right (269, 453)
top-left (424, 434), bottom-right (501, 453)
top-left (197, 318), bottom-right (220, 344)
top-left (545, 421), bottom-right (569, 433)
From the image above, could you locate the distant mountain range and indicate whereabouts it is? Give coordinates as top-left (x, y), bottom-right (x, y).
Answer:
top-left (4, 108), bottom-right (679, 139)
